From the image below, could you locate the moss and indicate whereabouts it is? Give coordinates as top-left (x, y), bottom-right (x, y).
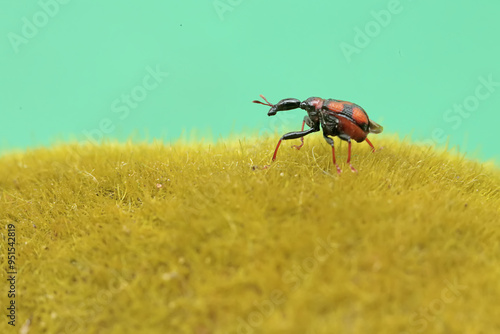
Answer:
top-left (0, 135), bottom-right (499, 334)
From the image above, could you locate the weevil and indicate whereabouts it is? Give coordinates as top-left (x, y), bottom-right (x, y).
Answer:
top-left (252, 95), bottom-right (383, 173)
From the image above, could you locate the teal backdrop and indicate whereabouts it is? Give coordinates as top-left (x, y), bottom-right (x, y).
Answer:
top-left (1, 0), bottom-right (499, 164)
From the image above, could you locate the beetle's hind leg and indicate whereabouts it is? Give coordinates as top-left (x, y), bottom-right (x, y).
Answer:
top-left (365, 137), bottom-right (376, 152)
top-left (292, 116), bottom-right (313, 150)
top-left (323, 135), bottom-right (342, 174)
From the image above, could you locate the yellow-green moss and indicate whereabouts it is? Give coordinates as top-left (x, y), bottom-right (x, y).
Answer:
top-left (0, 135), bottom-right (499, 334)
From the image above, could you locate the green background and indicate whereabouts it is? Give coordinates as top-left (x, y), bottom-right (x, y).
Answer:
top-left (1, 0), bottom-right (499, 164)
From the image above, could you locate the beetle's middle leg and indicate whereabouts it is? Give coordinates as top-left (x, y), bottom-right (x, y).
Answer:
top-left (337, 133), bottom-right (358, 173)
top-left (346, 139), bottom-right (358, 173)
top-left (323, 135), bottom-right (342, 174)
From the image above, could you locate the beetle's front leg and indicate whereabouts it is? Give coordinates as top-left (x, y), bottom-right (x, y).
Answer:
top-left (270, 126), bottom-right (319, 163)
top-left (292, 116), bottom-right (315, 150)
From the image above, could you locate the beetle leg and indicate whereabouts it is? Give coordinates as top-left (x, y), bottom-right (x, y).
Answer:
top-left (291, 118), bottom-right (307, 150)
top-left (347, 139), bottom-right (358, 173)
top-left (271, 127), bottom-right (318, 162)
top-left (323, 135), bottom-right (341, 174)
top-left (365, 137), bottom-right (376, 152)
top-left (292, 116), bottom-right (315, 150)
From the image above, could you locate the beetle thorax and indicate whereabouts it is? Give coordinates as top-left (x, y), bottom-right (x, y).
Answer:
top-left (300, 97), bottom-right (324, 126)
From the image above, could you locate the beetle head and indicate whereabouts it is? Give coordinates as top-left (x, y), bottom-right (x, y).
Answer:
top-left (300, 97), bottom-right (323, 113)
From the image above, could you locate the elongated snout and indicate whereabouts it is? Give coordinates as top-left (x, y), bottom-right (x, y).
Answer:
top-left (267, 98), bottom-right (301, 116)
top-left (267, 107), bottom-right (278, 116)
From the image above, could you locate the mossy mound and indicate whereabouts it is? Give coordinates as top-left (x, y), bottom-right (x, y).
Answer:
top-left (0, 135), bottom-right (499, 334)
